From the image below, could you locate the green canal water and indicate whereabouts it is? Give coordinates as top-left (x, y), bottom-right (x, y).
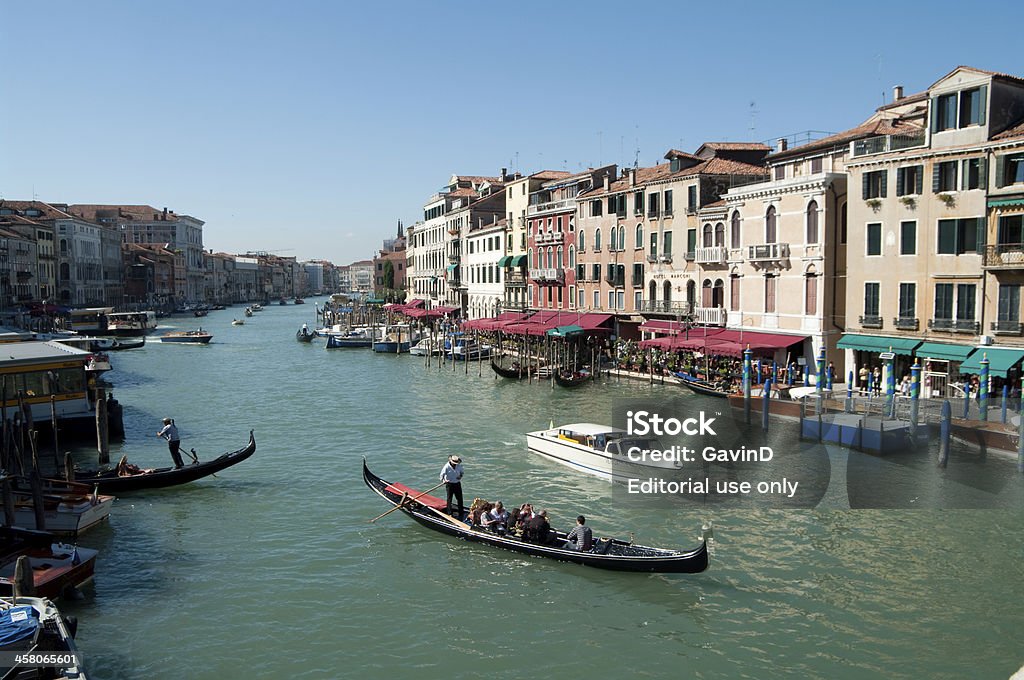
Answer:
top-left (60, 301), bottom-right (1024, 679)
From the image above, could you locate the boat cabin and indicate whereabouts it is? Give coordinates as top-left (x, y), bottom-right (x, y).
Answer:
top-left (68, 306), bottom-right (113, 333)
top-left (0, 341), bottom-right (94, 423)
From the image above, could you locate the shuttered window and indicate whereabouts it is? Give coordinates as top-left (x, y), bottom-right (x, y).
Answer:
top-left (863, 170), bottom-right (887, 199)
top-left (864, 282), bottom-right (880, 317)
top-left (765, 275), bottom-right (777, 313)
top-left (731, 276), bottom-right (740, 311)
top-left (805, 275), bottom-right (817, 315)
top-left (898, 283), bottom-right (916, 318)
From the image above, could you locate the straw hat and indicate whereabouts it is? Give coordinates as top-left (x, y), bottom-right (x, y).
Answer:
top-left (449, 455), bottom-right (462, 465)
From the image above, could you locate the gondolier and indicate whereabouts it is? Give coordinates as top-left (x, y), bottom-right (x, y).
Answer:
top-left (439, 455), bottom-right (464, 518)
top-left (156, 417), bottom-right (185, 468)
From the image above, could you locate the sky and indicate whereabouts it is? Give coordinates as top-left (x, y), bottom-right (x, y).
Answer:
top-left (3, 0), bottom-right (1024, 265)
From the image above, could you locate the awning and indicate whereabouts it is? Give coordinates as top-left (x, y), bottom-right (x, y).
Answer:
top-left (446, 264), bottom-right (458, 273)
top-left (510, 254), bottom-right (528, 267)
top-left (547, 325), bottom-right (583, 338)
top-left (988, 196), bottom-right (1024, 208)
top-left (915, 341), bottom-right (974, 362)
top-left (959, 347), bottom-right (1024, 378)
top-left (837, 333), bottom-right (920, 356)
top-left (640, 319), bottom-right (686, 335)
top-left (497, 256), bottom-right (512, 267)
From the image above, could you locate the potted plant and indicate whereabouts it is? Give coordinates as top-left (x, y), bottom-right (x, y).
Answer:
top-left (937, 192), bottom-right (956, 207)
top-left (866, 198), bottom-right (882, 210)
top-left (899, 195), bottom-right (916, 209)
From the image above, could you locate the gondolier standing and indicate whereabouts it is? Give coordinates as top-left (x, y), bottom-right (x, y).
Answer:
top-left (156, 417), bottom-right (185, 469)
top-left (440, 455), bottom-right (464, 518)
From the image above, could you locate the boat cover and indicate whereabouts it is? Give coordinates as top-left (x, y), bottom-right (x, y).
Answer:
top-left (383, 484), bottom-right (448, 511)
top-left (0, 605), bottom-right (39, 646)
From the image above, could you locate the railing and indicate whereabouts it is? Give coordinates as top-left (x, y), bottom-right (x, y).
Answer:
top-left (747, 243), bottom-right (790, 262)
top-left (646, 254), bottom-right (659, 263)
top-left (528, 198), bottom-right (577, 215)
top-left (983, 243), bottom-right (1024, 268)
top-left (859, 315), bottom-right (883, 328)
top-left (659, 254), bottom-right (673, 264)
top-left (992, 319), bottom-right (1023, 335)
top-left (505, 273), bottom-right (527, 287)
top-left (851, 130), bottom-right (927, 157)
top-left (695, 306), bottom-right (727, 326)
top-left (529, 268), bottom-right (565, 283)
top-left (893, 316), bottom-right (919, 330)
top-left (638, 300), bottom-right (691, 315)
top-left (604, 274), bottom-right (625, 287)
top-left (695, 246), bottom-right (727, 265)
top-left (684, 251), bottom-right (695, 262)
top-left (929, 318), bottom-right (980, 334)
top-left (535, 231), bottom-right (564, 245)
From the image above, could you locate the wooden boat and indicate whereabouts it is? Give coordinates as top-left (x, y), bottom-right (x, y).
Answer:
top-left (294, 298), bottom-right (305, 304)
top-left (193, 308), bottom-right (208, 317)
top-left (159, 329), bottom-right (213, 344)
top-left (554, 369), bottom-right (591, 388)
top-left (0, 528), bottom-right (98, 600)
top-left (8, 483), bottom-right (114, 537)
top-left (99, 337), bottom-right (145, 351)
top-left (295, 328), bottom-right (315, 342)
top-left (0, 596), bottom-right (87, 678)
top-left (70, 430), bottom-right (256, 493)
top-left (674, 372), bottom-right (732, 398)
top-left (363, 460), bottom-right (709, 573)
top-left (490, 358), bottom-right (527, 379)
top-left (244, 307), bottom-right (253, 317)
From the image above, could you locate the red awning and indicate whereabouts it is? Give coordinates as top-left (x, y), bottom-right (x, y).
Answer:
top-left (640, 319), bottom-right (687, 335)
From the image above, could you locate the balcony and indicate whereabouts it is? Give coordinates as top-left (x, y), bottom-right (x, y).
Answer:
top-left (983, 243), bottom-right (1024, 269)
top-left (859, 315), bottom-right (883, 328)
top-left (851, 130), bottom-right (927, 157)
top-left (893, 316), bottom-right (919, 331)
top-left (638, 300), bottom-right (691, 315)
top-left (506, 272), bottom-right (527, 288)
top-left (446, 276), bottom-right (462, 288)
top-left (646, 254), bottom-right (659, 263)
top-left (529, 268), bottom-right (565, 283)
top-left (528, 198), bottom-right (577, 216)
top-left (604, 274), bottom-right (625, 287)
top-left (929, 318), bottom-right (980, 334)
top-left (535, 230), bottom-right (564, 245)
top-left (447, 226), bottom-right (461, 236)
top-left (695, 246), bottom-right (727, 266)
top-left (695, 306), bottom-right (727, 326)
top-left (659, 254), bottom-right (673, 264)
top-left (992, 319), bottom-right (1023, 335)
top-left (747, 243), bottom-right (790, 263)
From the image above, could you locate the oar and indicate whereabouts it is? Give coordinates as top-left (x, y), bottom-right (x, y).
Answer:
top-left (369, 481), bottom-right (445, 523)
top-left (420, 503), bottom-right (472, 531)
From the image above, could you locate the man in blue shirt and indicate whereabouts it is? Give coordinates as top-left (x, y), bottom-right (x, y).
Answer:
top-left (439, 455), bottom-right (464, 519)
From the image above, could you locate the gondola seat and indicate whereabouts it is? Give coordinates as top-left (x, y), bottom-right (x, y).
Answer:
top-left (383, 483), bottom-right (448, 511)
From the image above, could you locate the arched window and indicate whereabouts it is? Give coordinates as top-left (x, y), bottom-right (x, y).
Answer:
top-left (635, 224), bottom-right (643, 249)
top-left (595, 228), bottom-right (602, 251)
top-left (578, 230), bottom-right (586, 251)
top-left (702, 223), bottom-right (713, 248)
top-left (546, 246), bottom-right (553, 269)
top-left (806, 200), bottom-right (819, 244)
top-left (702, 279), bottom-right (713, 307)
top-left (766, 206), bottom-right (777, 243)
top-left (714, 223), bottom-right (725, 247)
top-left (648, 280), bottom-right (657, 304)
top-left (731, 211), bottom-right (741, 249)
top-left (60, 262), bottom-right (70, 281)
top-left (618, 225), bottom-right (626, 251)
top-left (713, 279), bottom-right (725, 308)
top-left (556, 246), bottom-right (563, 268)
top-left (665, 280), bottom-right (674, 304)
top-left (529, 247), bottom-right (534, 268)
top-left (568, 245), bottom-right (576, 268)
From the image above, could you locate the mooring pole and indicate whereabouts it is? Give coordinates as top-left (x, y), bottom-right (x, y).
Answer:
top-left (761, 378), bottom-right (771, 433)
top-left (96, 385), bottom-right (109, 465)
top-left (938, 399), bottom-right (951, 468)
top-left (1001, 384), bottom-right (1008, 424)
top-left (909, 360), bottom-right (920, 438)
top-left (743, 346), bottom-right (752, 426)
top-left (979, 354), bottom-right (989, 422)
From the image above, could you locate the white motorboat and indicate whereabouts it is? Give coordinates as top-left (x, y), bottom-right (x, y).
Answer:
top-left (10, 487), bottom-right (114, 537)
top-left (525, 422), bottom-right (683, 482)
top-left (0, 596), bottom-right (88, 678)
top-left (409, 336), bottom-right (442, 356)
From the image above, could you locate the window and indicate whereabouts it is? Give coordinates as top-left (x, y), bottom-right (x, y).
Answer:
top-left (731, 211), bottom-right (741, 249)
top-left (934, 283), bottom-right (954, 320)
top-left (937, 218), bottom-right (982, 254)
top-left (608, 291), bottom-right (615, 310)
top-left (593, 290), bottom-right (600, 309)
top-left (810, 157), bottom-right (823, 173)
top-left (687, 185), bottom-right (697, 213)
top-left (649, 232), bottom-right (658, 258)
top-left (933, 92), bottom-right (958, 132)
top-left (773, 165), bottom-right (785, 181)
top-left (635, 224), bottom-right (643, 249)
top-left (663, 232), bottom-right (672, 257)
top-left (701, 279), bottom-right (713, 308)
top-left (590, 200), bottom-right (603, 217)
top-left (594, 228), bottom-right (602, 251)
top-left (632, 263), bottom-right (644, 287)
top-left (568, 246), bottom-right (575, 268)
top-left (899, 283), bottom-right (916, 319)
top-left (866, 223), bottom-right (882, 256)
top-left (730, 275), bottom-right (740, 312)
top-left (998, 284), bottom-right (1021, 323)
top-left (896, 165), bottom-right (923, 196)
top-left (765, 275), bottom-right (777, 313)
top-left (962, 158), bottom-right (986, 190)
top-left (714, 223), bottom-right (724, 247)
top-left (996, 155), bottom-right (1024, 187)
top-left (900, 221), bottom-right (916, 255)
top-left (959, 87), bottom-right (986, 127)
top-left (806, 201), bottom-right (819, 244)
top-left (956, 284), bottom-right (976, 322)
top-left (592, 263), bottom-right (600, 282)
top-left (997, 215), bottom-right (1023, 247)
top-left (578, 288), bottom-right (584, 308)
top-left (617, 225), bottom-right (626, 251)
top-left (864, 282), bottom-right (880, 317)
top-left (765, 206), bottom-right (777, 243)
top-left (576, 263), bottom-right (585, 281)
top-left (634, 290), bottom-right (642, 310)
top-left (805, 274), bottom-right (817, 315)
top-left (702, 223), bottom-right (713, 248)
top-left (863, 170), bottom-right (888, 199)
top-left (648, 192), bottom-right (660, 217)
top-left (933, 161), bottom-right (958, 193)
top-left (664, 190), bottom-right (673, 215)
top-left (634, 192), bottom-right (644, 215)
top-left (617, 291), bottom-right (625, 310)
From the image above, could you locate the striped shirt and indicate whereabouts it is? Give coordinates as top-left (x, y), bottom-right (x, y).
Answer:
top-left (565, 524), bottom-right (593, 551)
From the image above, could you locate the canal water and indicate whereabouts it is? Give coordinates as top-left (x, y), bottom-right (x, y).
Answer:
top-left (61, 302), bottom-right (1023, 679)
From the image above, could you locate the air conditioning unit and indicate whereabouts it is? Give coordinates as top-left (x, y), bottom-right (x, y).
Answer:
top-left (979, 335), bottom-right (994, 346)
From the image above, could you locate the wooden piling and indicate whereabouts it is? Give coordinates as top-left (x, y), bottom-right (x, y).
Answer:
top-left (50, 395), bottom-right (60, 469)
top-left (938, 400), bottom-right (951, 468)
top-left (64, 452), bottom-right (75, 482)
top-left (96, 386), bottom-right (109, 465)
top-left (13, 555), bottom-right (35, 598)
top-left (29, 464), bottom-right (46, 532)
top-left (1, 476), bottom-right (15, 528)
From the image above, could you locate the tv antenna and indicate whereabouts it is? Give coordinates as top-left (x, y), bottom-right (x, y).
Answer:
top-left (748, 101), bottom-right (759, 137)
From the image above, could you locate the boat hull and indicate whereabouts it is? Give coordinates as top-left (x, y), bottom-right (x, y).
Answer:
top-left (159, 333), bottom-right (213, 344)
top-left (13, 494), bottom-right (114, 537)
top-left (0, 544), bottom-right (99, 599)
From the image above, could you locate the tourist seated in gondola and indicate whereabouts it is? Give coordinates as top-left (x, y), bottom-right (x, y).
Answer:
top-left (522, 509), bottom-right (551, 544)
top-left (468, 499), bottom-right (493, 526)
top-left (481, 501), bottom-right (509, 534)
top-left (563, 515), bottom-right (594, 551)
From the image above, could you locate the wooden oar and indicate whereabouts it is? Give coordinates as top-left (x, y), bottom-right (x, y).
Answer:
top-left (420, 503), bottom-right (472, 531)
top-left (369, 481), bottom-right (445, 523)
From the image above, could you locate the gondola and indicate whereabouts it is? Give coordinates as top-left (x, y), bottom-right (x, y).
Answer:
top-left (71, 430), bottom-right (256, 493)
top-left (490, 358), bottom-right (527, 379)
top-left (363, 460), bottom-right (709, 574)
top-left (674, 372), bottom-right (733, 399)
top-left (554, 369), bottom-right (591, 388)
top-left (296, 329), bottom-right (315, 343)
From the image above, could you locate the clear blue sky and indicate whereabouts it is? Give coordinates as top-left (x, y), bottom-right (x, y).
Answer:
top-left (3, 1), bottom-right (1022, 264)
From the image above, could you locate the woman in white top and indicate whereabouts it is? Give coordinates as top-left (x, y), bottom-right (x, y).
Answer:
top-left (482, 501), bottom-right (509, 534)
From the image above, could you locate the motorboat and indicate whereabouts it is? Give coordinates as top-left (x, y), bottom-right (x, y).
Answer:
top-left (324, 326), bottom-right (383, 349)
top-left (0, 528), bottom-right (99, 600)
top-left (8, 484), bottom-right (114, 537)
top-left (372, 324), bottom-right (421, 353)
top-left (232, 319), bottom-right (245, 326)
top-left (408, 336), bottom-right (441, 356)
top-left (525, 422), bottom-right (683, 483)
top-left (159, 329), bottom-right (213, 344)
top-left (446, 335), bottom-right (492, 361)
top-left (0, 596), bottom-right (88, 678)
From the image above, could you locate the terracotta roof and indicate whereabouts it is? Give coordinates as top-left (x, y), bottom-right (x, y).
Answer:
top-left (769, 116), bottom-right (924, 160)
top-left (931, 65), bottom-right (1024, 89)
top-left (69, 204), bottom-right (179, 222)
top-left (531, 170), bottom-right (573, 181)
top-left (579, 157), bottom-right (765, 198)
top-left (993, 119), bottom-right (1024, 141)
top-left (700, 199), bottom-right (727, 209)
top-left (0, 200), bottom-right (77, 220)
top-left (663, 149), bottom-right (703, 162)
top-left (877, 90), bottom-right (929, 111)
top-left (696, 142), bottom-right (771, 152)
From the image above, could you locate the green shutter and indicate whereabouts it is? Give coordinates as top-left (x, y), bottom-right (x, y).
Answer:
top-left (896, 168), bottom-right (905, 196)
top-left (880, 170), bottom-right (887, 198)
top-left (862, 172), bottom-right (870, 200)
top-left (996, 156), bottom-right (1006, 188)
top-left (979, 157), bottom-right (988, 189)
top-left (930, 96), bottom-right (940, 133)
top-left (975, 218), bottom-right (986, 251)
top-left (932, 164), bottom-right (942, 193)
top-left (979, 85), bottom-right (988, 125)
top-left (938, 220), bottom-right (956, 253)
top-left (915, 165), bottom-right (923, 194)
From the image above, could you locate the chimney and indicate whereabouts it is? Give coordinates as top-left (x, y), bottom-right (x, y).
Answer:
top-left (777, 138), bottom-right (788, 153)
top-left (604, 174), bottom-right (611, 191)
top-left (500, 168), bottom-right (507, 182)
top-left (629, 169), bottom-right (636, 187)
top-left (893, 85), bottom-right (904, 102)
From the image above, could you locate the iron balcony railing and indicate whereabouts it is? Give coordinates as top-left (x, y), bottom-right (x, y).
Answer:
top-left (983, 243), bottom-right (1024, 268)
top-left (893, 316), bottom-right (919, 330)
top-left (992, 319), bottom-right (1023, 335)
top-left (929, 318), bottom-right (980, 334)
top-left (527, 198), bottom-right (577, 216)
top-left (859, 315), bottom-right (883, 328)
top-left (851, 130), bottom-right (927, 157)
top-left (529, 268), bottom-right (565, 283)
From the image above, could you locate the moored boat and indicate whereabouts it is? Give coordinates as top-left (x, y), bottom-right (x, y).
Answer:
top-left (554, 368), bottom-right (592, 388)
top-left (371, 324), bottom-right (420, 353)
top-left (71, 430), bottom-right (256, 493)
top-left (0, 596), bottom-right (88, 679)
top-left (408, 337), bottom-right (441, 356)
top-left (159, 329), bottom-right (213, 344)
top-left (0, 528), bottom-right (99, 599)
top-left (8, 484), bottom-right (114, 537)
top-left (525, 422), bottom-right (683, 482)
top-left (674, 372), bottom-right (733, 398)
top-left (490, 358), bottom-right (528, 379)
top-left (363, 461), bottom-right (709, 573)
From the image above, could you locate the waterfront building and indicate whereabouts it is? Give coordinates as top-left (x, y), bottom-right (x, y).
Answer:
top-left (528, 166), bottom-right (615, 314)
top-left (304, 261), bottom-right (325, 295)
top-left (0, 226), bottom-right (40, 313)
top-left (464, 219), bottom-right (506, 319)
top-left (841, 66), bottom-right (1024, 393)
top-left (123, 243), bottom-right (177, 308)
top-left (442, 173), bottom-right (506, 312)
top-left (204, 251), bottom-right (236, 304)
top-left (348, 260), bottom-right (374, 294)
top-left (503, 171), bottom-right (571, 311)
top-left (231, 256), bottom-right (259, 302)
top-left (373, 221), bottom-right (407, 301)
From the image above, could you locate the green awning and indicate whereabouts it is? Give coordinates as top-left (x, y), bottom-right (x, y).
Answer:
top-left (497, 256), bottom-right (512, 267)
top-left (914, 341), bottom-right (975, 362)
top-left (547, 325), bottom-right (583, 338)
top-left (446, 264), bottom-right (458, 273)
top-left (987, 196), bottom-right (1024, 208)
top-left (959, 347), bottom-right (1024, 378)
top-left (510, 254), bottom-right (528, 267)
top-left (836, 333), bottom-right (920, 356)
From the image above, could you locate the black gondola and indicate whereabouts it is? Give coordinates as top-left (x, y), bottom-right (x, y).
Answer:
top-left (554, 369), bottom-right (591, 388)
top-left (674, 372), bottom-right (733, 399)
top-left (363, 460), bottom-right (709, 574)
top-left (296, 329), bottom-right (315, 343)
top-left (490, 358), bottom-right (527, 379)
top-left (72, 431), bottom-right (256, 493)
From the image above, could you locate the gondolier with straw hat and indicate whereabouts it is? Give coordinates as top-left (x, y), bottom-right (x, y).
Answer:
top-left (440, 454), bottom-right (464, 519)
